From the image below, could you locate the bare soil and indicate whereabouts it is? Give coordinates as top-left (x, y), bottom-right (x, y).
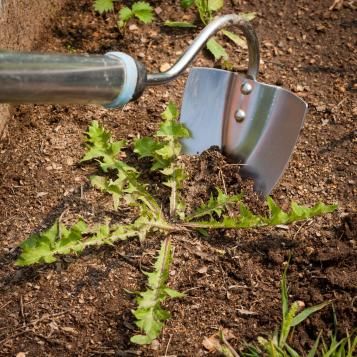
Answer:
top-left (0, 0), bottom-right (356, 356)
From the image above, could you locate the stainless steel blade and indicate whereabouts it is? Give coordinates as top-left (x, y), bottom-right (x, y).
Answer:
top-left (180, 67), bottom-right (308, 195)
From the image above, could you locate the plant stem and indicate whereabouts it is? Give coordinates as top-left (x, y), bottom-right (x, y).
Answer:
top-left (169, 180), bottom-right (177, 218)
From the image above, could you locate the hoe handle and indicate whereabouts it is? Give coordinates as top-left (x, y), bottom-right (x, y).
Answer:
top-left (0, 52), bottom-right (146, 108)
top-left (146, 14), bottom-right (260, 85)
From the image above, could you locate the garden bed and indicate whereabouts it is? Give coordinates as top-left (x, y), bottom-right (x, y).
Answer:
top-left (0, 0), bottom-right (356, 356)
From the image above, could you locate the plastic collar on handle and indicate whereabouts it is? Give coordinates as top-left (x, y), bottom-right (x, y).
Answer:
top-left (104, 52), bottom-right (138, 109)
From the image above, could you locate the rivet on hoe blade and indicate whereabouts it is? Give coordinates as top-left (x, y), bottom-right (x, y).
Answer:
top-left (0, 14), bottom-right (307, 195)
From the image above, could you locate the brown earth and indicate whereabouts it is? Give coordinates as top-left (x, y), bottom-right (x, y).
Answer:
top-left (0, 0), bottom-right (66, 135)
top-left (0, 0), bottom-right (356, 356)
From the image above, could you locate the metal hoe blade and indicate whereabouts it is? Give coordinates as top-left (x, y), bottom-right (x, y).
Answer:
top-left (180, 67), bottom-right (308, 195)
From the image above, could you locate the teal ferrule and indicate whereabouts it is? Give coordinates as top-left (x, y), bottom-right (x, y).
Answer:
top-left (104, 52), bottom-right (138, 109)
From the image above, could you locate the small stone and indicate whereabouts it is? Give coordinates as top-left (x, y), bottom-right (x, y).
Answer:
top-left (129, 24), bottom-right (138, 31)
top-left (316, 24), bottom-right (326, 32)
top-left (154, 7), bottom-right (162, 15)
top-left (296, 84), bottom-right (304, 92)
top-left (61, 326), bottom-right (78, 335)
top-left (16, 353), bottom-right (27, 357)
top-left (296, 300), bottom-right (305, 310)
top-left (138, 52), bottom-right (145, 58)
top-left (197, 266), bottom-right (208, 274)
top-left (306, 247), bottom-right (315, 255)
top-left (150, 339), bottom-right (160, 350)
top-left (160, 62), bottom-right (171, 72)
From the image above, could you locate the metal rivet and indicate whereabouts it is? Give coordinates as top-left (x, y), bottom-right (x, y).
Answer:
top-left (241, 82), bottom-right (253, 95)
top-left (235, 109), bottom-right (246, 123)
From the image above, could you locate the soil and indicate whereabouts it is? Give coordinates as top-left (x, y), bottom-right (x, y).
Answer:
top-left (0, 0), bottom-right (356, 356)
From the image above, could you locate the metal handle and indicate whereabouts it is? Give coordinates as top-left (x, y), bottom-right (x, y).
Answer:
top-left (146, 14), bottom-right (260, 86)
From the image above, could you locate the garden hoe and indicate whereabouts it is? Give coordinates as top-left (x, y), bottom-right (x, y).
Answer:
top-left (0, 14), bottom-right (307, 195)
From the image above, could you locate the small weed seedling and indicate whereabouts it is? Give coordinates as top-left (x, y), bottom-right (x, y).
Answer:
top-left (320, 330), bottom-right (357, 357)
top-left (242, 264), bottom-right (330, 356)
top-left (165, 1), bottom-right (256, 66)
top-left (93, 0), bottom-right (154, 29)
top-left (239, 267), bottom-right (356, 356)
top-left (205, 266), bottom-right (346, 357)
top-left (16, 102), bottom-right (337, 344)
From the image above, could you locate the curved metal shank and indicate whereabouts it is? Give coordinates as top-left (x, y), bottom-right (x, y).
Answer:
top-left (146, 14), bottom-right (260, 85)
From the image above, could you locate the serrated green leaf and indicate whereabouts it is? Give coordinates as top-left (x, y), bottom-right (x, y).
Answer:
top-left (164, 287), bottom-right (185, 298)
top-left (131, 238), bottom-right (184, 345)
top-left (187, 188), bottom-right (241, 221)
top-left (155, 143), bottom-right (180, 160)
top-left (208, 0), bottom-right (223, 11)
top-left (16, 220), bottom-right (87, 266)
top-left (266, 197), bottom-right (290, 225)
top-left (265, 197), bottom-right (337, 225)
top-left (206, 38), bottom-right (228, 61)
top-left (81, 121), bottom-right (126, 170)
top-left (119, 6), bottom-right (132, 22)
top-left (148, 238), bottom-right (172, 290)
top-left (161, 101), bottom-right (179, 121)
top-left (134, 137), bottom-right (163, 158)
top-left (162, 167), bottom-right (185, 185)
top-left (93, 0), bottom-right (114, 14)
top-left (289, 201), bottom-right (337, 222)
top-left (90, 175), bottom-right (112, 192)
top-left (132, 1), bottom-right (154, 24)
top-left (156, 121), bottom-right (190, 138)
top-left (222, 30), bottom-right (247, 49)
top-left (238, 203), bottom-right (263, 227)
top-left (240, 12), bottom-right (257, 21)
top-left (180, 0), bottom-right (194, 8)
top-left (195, 0), bottom-right (210, 23)
top-left (16, 216), bottom-right (157, 267)
top-left (164, 21), bottom-right (196, 28)
top-left (90, 175), bottom-right (123, 209)
top-left (118, 6), bottom-right (133, 27)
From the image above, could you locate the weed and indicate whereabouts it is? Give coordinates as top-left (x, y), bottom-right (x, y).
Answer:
top-left (16, 102), bottom-right (337, 344)
top-left (165, 0), bottom-right (256, 66)
top-left (320, 330), bottom-right (357, 356)
top-left (93, 0), bottom-right (154, 29)
top-left (240, 265), bottom-right (330, 356)
top-left (206, 266), bottom-right (354, 357)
